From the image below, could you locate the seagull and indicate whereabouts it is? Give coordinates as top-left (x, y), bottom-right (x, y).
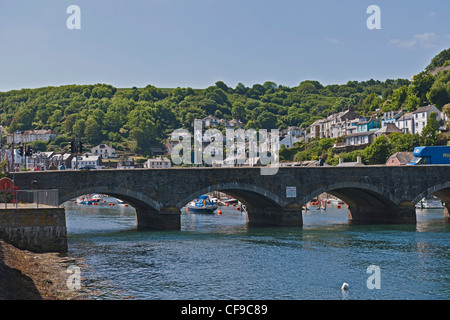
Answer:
top-left (341, 282), bottom-right (349, 290)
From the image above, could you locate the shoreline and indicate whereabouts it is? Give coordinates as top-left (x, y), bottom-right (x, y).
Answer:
top-left (0, 240), bottom-right (89, 300)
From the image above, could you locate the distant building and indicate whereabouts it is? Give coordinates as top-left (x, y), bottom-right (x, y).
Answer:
top-left (411, 105), bottom-right (443, 135)
top-left (201, 115), bottom-right (220, 128)
top-left (345, 132), bottom-right (376, 149)
top-left (7, 129), bottom-right (60, 144)
top-left (280, 134), bottom-right (301, 149)
top-left (117, 158), bottom-right (135, 169)
top-left (71, 154), bottom-right (102, 169)
top-left (224, 119), bottom-right (244, 129)
top-left (198, 116), bottom-right (244, 129)
top-left (375, 123), bottom-right (403, 138)
top-left (395, 105), bottom-right (444, 135)
top-left (309, 119), bottom-right (323, 139)
top-left (144, 156), bottom-right (172, 169)
top-left (386, 152), bottom-right (414, 166)
top-left (91, 144), bottom-right (117, 159)
top-left (395, 112), bottom-right (415, 134)
top-left (281, 126), bottom-right (307, 144)
top-left (355, 117), bottom-right (380, 133)
top-left (381, 110), bottom-right (404, 127)
top-left (309, 106), bottom-right (360, 139)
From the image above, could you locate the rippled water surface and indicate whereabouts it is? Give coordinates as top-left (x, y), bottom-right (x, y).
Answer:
top-left (64, 199), bottom-right (449, 300)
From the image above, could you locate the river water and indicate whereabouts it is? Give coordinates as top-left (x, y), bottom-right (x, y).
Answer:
top-left (63, 198), bottom-right (449, 300)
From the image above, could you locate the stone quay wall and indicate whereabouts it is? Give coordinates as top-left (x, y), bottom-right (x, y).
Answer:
top-left (0, 207), bottom-right (67, 253)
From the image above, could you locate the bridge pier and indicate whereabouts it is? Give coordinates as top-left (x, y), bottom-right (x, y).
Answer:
top-left (347, 205), bottom-right (416, 224)
top-left (444, 203), bottom-right (450, 220)
top-left (246, 206), bottom-right (303, 227)
top-left (135, 207), bottom-right (181, 230)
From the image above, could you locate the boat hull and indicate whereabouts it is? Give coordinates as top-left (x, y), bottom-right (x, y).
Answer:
top-left (187, 207), bottom-right (216, 213)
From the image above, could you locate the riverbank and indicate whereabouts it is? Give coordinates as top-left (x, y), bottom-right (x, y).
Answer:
top-left (0, 240), bottom-right (89, 300)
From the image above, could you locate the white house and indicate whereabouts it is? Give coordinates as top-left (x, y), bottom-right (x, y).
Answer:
top-left (91, 144), bottom-right (117, 159)
top-left (71, 154), bottom-right (102, 169)
top-left (395, 105), bottom-right (444, 135)
top-left (280, 135), bottom-right (301, 149)
top-left (381, 110), bottom-right (404, 127)
top-left (411, 105), bottom-right (442, 135)
top-left (345, 131), bottom-right (376, 148)
top-left (309, 119), bottom-right (323, 139)
top-left (144, 156), bottom-right (172, 168)
top-left (395, 112), bottom-right (415, 134)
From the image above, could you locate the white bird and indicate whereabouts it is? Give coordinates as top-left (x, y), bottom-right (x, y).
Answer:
top-left (341, 282), bottom-right (349, 290)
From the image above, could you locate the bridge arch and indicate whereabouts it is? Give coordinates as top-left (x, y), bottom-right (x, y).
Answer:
top-left (60, 186), bottom-right (162, 212)
top-left (304, 181), bottom-right (417, 224)
top-left (304, 182), bottom-right (399, 208)
top-left (178, 183), bottom-right (301, 226)
top-left (411, 181), bottom-right (450, 205)
top-left (178, 183), bottom-right (284, 209)
top-left (60, 186), bottom-right (179, 230)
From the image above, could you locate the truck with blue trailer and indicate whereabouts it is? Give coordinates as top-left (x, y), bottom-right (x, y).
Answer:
top-left (408, 146), bottom-right (450, 165)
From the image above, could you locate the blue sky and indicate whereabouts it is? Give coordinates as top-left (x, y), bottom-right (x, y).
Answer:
top-left (0, 0), bottom-right (449, 92)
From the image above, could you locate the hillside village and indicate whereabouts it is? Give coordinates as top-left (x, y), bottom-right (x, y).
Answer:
top-left (309, 104), bottom-right (447, 153)
top-left (1, 101), bottom-right (449, 171)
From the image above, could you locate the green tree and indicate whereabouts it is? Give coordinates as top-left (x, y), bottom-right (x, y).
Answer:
top-left (420, 112), bottom-right (440, 146)
top-left (388, 132), bottom-right (420, 153)
top-left (257, 111), bottom-right (277, 129)
top-left (104, 110), bottom-right (123, 132)
top-left (84, 116), bottom-right (103, 145)
top-left (28, 140), bottom-right (48, 152)
top-left (8, 107), bottom-right (35, 132)
top-left (127, 104), bottom-right (158, 153)
top-left (362, 135), bottom-right (390, 164)
top-left (231, 102), bottom-right (246, 121)
top-left (425, 48), bottom-right (450, 71)
top-left (73, 118), bottom-right (86, 138)
top-left (411, 72), bottom-right (435, 104)
top-left (443, 103), bottom-right (450, 129)
top-left (62, 114), bottom-right (77, 134)
top-left (234, 82), bottom-right (247, 95)
top-left (426, 70), bottom-right (450, 109)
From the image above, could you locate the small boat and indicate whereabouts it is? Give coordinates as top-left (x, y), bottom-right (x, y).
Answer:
top-left (187, 195), bottom-right (218, 213)
top-left (77, 194), bottom-right (103, 205)
top-left (415, 197), bottom-right (443, 209)
top-left (221, 198), bottom-right (241, 206)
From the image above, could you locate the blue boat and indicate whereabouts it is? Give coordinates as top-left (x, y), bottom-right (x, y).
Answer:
top-left (187, 195), bottom-right (218, 213)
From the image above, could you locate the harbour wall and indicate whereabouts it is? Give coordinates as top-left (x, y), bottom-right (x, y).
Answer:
top-left (0, 207), bottom-right (67, 253)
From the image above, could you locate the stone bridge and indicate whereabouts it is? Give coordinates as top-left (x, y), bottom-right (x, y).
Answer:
top-left (10, 165), bottom-right (450, 230)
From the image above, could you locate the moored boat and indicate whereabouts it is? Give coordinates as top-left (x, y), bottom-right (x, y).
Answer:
top-left (187, 195), bottom-right (218, 213)
top-left (415, 197), bottom-right (443, 209)
top-left (77, 194), bottom-right (103, 205)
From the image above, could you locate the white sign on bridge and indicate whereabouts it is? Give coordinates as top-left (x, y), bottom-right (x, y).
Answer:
top-left (286, 186), bottom-right (297, 198)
